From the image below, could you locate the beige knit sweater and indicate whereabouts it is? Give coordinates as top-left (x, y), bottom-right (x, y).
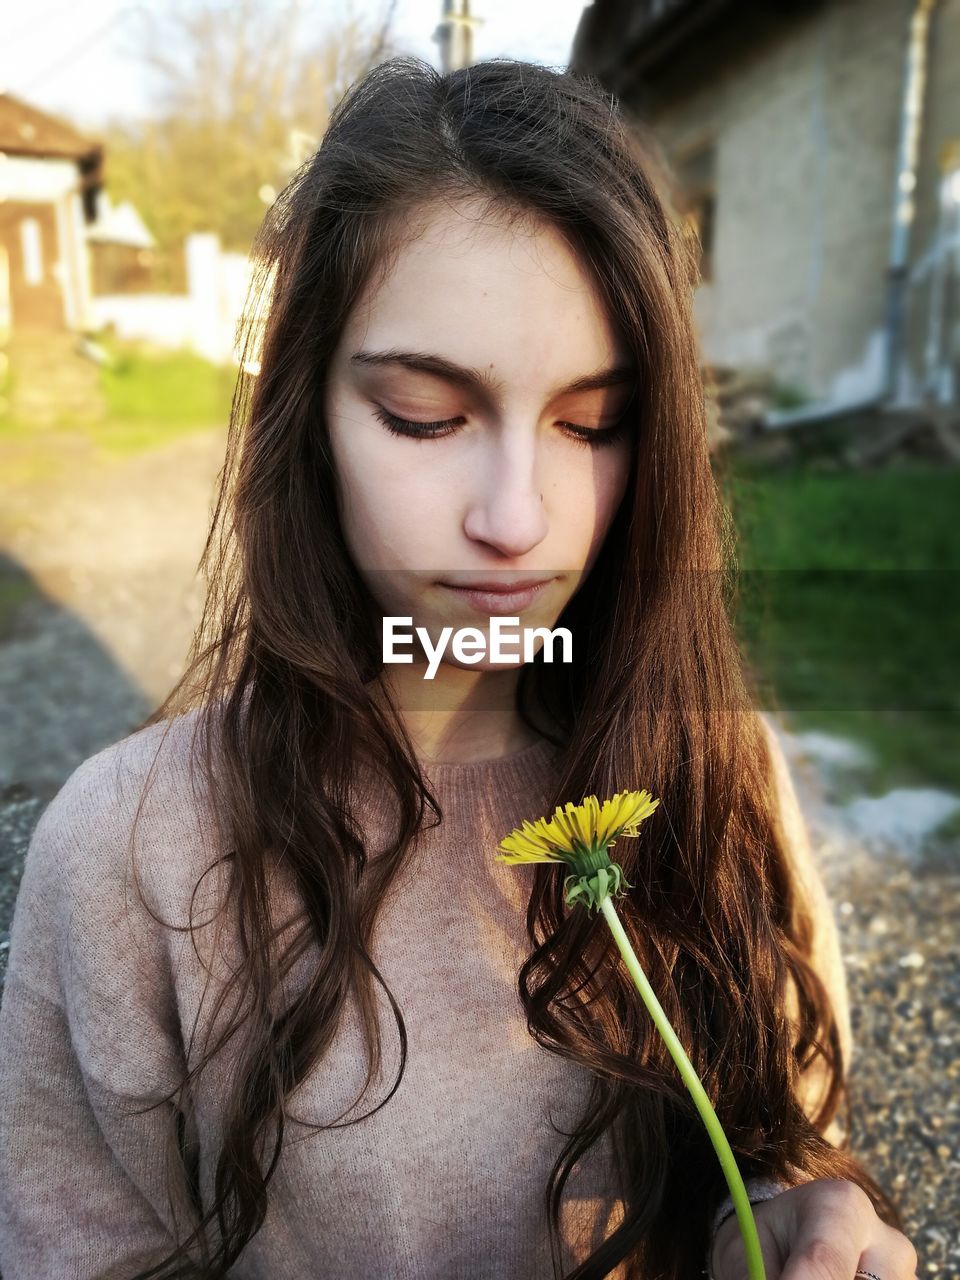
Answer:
top-left (0, 710), bottom-right (847, 1278)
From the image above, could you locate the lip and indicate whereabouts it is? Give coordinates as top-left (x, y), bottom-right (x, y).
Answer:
top-left (440, 577), bottom-right (555, 593)
top-left (440, 579), bottom-right (554, 616)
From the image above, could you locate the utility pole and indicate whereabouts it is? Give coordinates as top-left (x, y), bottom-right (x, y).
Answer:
top-left (432, 0), bottom-right (484, 74)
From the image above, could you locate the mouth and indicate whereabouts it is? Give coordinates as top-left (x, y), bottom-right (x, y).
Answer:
top-left (438, 578), bottom-right (555, 616)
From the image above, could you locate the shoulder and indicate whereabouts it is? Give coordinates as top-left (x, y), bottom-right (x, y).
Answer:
top-left (753, 712), bottom-right (838, 964)
top-left (755, 710), bottom-right (793, 792)
top-left (22, 706), bottom-right (221, 922)
top-left (754, 711), bottom-right (814, 876)
top-left (32, 706), bottom-right (210, 845)
top-left (753, 712), bottom-right (855, 1070)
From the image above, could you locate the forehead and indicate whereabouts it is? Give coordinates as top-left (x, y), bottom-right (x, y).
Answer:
top-left (339, 197), bottom-right (626, 381)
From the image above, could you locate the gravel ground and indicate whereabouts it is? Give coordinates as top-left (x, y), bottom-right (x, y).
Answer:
top-left (788, 750), bottom-right (960, 1275)
top-left (0, 427), bottom-right (956, 1273)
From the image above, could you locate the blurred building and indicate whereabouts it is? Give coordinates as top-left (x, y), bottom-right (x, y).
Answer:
top-left (571, 0), bottom-right (959, 413)
top-left (0, 93), bottom-right (107, 424)
top-left (86, 192), bottom-right (157, 296)
top-left (0, 93), bottom-right (101, 336)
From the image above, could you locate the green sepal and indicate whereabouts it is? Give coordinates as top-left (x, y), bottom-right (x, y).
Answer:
top-left (562, 861), bottom-right (632, 913)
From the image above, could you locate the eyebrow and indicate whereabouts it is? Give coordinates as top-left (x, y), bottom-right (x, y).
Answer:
top-left (349, 349), bottom-right (637, 399)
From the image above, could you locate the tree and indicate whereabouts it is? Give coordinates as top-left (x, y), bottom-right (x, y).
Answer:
top-left (101, 0), bottom-right (399, 272)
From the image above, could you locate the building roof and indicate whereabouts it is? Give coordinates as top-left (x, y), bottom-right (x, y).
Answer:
top-left (0, 92), bottom-right (102, 164)
top-left (570, 0), bottom-right (824, 87)
top-left (86, 192), bottom-right (155, 248)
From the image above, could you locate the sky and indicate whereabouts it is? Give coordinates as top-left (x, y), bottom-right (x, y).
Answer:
top-left (0, 0), bottom-right (589, 131)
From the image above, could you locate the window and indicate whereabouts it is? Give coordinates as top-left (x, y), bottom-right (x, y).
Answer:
top-left (20, 217), bottom-right (43, 286)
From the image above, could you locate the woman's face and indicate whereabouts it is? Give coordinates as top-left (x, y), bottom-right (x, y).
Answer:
top-left (323, 196), bottom-right (636, 673)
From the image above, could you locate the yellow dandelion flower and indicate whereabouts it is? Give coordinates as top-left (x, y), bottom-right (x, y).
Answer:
top-left (496, 789), bottom-right (660, 866)
top-left (496, 789), bottom-right (661, 914)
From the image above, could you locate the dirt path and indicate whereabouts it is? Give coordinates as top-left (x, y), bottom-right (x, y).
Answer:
top-left (0, 430), bottom-right (956, 1273)
top-left (0, 425), bottom-right (227, 957)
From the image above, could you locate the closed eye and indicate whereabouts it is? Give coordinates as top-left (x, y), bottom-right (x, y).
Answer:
top-left (372, 406), bottom-right (630, 448)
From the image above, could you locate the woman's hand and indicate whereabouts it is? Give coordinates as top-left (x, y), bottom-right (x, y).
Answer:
top-left (709, 1179), bottom-right (918, 1280)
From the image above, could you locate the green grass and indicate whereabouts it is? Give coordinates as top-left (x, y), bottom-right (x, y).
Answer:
top-left (97, 336), bottom-right (236, 445)
top-left (721, 459), bottom-right (960, 568)
top-left (0, 336), bottom-right (236, 479)
top-left (719, 458), bottom-right (960, 801)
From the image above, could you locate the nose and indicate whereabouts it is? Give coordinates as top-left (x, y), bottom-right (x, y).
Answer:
top-left (462, 433), bottom-right (548, 557)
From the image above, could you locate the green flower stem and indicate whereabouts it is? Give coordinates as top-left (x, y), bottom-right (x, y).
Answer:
top-left (598, 893), bottom-right (767, 1280)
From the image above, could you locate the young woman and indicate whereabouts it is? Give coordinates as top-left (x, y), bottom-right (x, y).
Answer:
top-left (0, 56), bottom-right (915, 1280)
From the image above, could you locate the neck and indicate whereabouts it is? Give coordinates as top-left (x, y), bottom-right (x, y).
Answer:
top-left (370, 660), bottom-right (543, 765)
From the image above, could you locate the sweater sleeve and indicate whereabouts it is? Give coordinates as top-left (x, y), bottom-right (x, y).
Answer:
top-left (758, 713), bottom-right (854, 1147)
top-left (0, 749), bottom-right (209, 1278)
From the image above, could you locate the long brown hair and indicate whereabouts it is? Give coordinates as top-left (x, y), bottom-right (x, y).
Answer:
top-left (123, 54), bottom-right (903, 1279)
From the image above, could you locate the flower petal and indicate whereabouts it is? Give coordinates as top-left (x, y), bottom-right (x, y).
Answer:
top-left (498, 788), bottom-right (660, 869)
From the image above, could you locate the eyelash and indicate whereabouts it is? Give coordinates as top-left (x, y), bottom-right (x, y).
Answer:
top-left (372, 406), bottom-right (630, 449)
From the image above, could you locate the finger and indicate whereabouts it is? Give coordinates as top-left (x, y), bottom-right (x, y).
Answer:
top-left (857, 1226), bottom-right (921, 1280)
top-left (777, 1181), bottom-right (876, 1280)
top-left (778, 1226), bottom-right (862, 1280)
top-left (855, 1268), bottom-right (910, 1280)
top-left (778, 1234), bottom-right (862, 1280)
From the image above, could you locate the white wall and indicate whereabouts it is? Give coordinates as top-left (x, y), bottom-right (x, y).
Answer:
top-left (91, 232), bottom-right (258, 366)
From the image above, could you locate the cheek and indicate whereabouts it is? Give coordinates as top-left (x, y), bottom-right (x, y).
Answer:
top-left (599, 442), bottom-right (633, 516)
top-left (328, 420), bottom-right (447, 570)
top-left (339, 465), bottom-right (418, 567)
top-left (550, 444), bottom-right (632, 552)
